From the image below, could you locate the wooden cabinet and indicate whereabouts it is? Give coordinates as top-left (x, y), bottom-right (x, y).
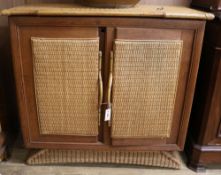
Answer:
top-left (0, 86), bottom-right (7, 161)
top-left (185, 19), bottom-right (221, 171)
top-left (9, 15), bottom-right (205, 152)
top-left (192, 0), bottom-right (221, 10)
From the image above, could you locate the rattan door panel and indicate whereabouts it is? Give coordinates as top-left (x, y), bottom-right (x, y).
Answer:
top-left (111, 40), bottom-right (183, 139)
top-left (17, 26), bottom-right (101, 145)
top-left (32, 38), bottom-right (99, 136)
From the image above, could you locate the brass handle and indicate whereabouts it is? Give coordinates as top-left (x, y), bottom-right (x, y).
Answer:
top-left (107, 51), bottom-right (114, 127)
top-left (107, 51), bottom-right (113, 104)
top-left (98, 51), bottom-right (103, 126)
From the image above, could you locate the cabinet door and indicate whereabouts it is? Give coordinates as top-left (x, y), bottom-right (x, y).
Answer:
top-left (209, 49), bottom-right (221, 144)
top-left (110, 28), bottom-right (195, 148)
top-left (12, 24), bottom-right (102, 148)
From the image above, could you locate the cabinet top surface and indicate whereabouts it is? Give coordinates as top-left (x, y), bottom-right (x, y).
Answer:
top-left (0, 3), bottom-right (214, 20)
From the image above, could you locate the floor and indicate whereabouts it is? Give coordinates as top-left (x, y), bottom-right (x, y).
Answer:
top-left (1, 145), bottom-right (221, 175)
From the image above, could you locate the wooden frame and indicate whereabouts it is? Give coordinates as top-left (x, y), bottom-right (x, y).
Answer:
top-left (10, 16), bottom-right (205, 151)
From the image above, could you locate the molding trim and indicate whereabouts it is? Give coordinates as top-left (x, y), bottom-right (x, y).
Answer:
top-left (193, 143), bottom-right (221, 152)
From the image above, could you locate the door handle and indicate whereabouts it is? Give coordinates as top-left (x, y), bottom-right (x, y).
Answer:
top-left (107, 51), bottom-right (114, 127)
top-left (98, 51), bottom-right (103, 126)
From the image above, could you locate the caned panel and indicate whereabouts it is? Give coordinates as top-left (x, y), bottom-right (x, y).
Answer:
top-left (112, 40), bottom-right (183, 138)
top-left (31, 38), bottom-right (99, 136)
top-left (27, 149), bottom-right (181, 169)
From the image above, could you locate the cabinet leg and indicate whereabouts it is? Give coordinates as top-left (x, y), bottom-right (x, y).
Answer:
top-left (188, 162), bottom-right (206, 172)
top-left (0, 146), bottom-right (7, 161)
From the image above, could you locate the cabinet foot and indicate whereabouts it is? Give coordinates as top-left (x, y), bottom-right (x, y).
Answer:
top-left (188, 162), bottom-right (206, 172)
top-left (0, 146), bottom-right (7, 161)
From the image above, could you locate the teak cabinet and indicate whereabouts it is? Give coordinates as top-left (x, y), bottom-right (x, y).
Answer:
top-left (10, 16), bottom-right (205, 151)
top-left (192, 0), bottom-right (221, 10)
top-left (0, 126), bottom-right (6, 161)
top-left (186, 19), bottom-right (221, 171)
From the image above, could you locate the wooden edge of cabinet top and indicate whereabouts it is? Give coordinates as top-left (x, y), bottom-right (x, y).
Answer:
top-left (0, 3), bottom-right (214, 20)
